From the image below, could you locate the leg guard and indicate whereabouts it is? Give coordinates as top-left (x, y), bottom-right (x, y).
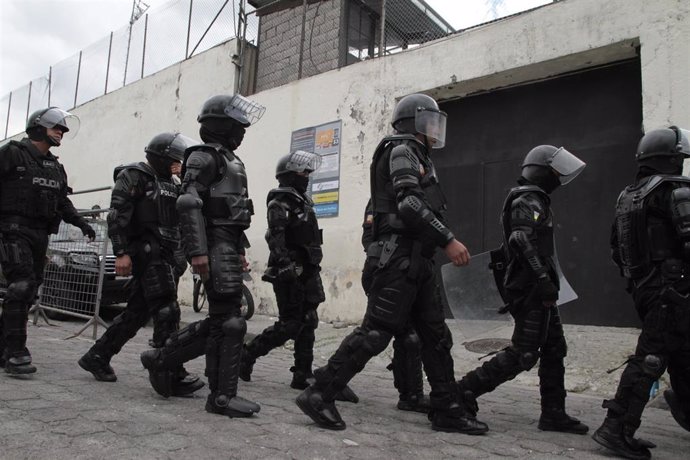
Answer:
top-left (140, 319), bottom-right (209, 397)
top-left (390, 329), bottom-right (429, 413)
top-left (3, 280), bottom-right (35, 354)
top-left (207, 316), bottom-right (260, 418)
top-left (457, 347), bottom-right (533, 399)
top-left (93, 303), bottom-right (149, 359)
top-left (664, 389), bottom-right (690, 432)
top-left (291, 308), bottom-right (318, 390)
top-left (151, 301), bottom-right (181, 348)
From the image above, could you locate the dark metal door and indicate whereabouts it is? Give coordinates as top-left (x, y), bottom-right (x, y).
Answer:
top-left (434, 58), bottom-right (643, 326)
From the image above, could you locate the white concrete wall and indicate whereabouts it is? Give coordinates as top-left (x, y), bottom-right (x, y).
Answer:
top-left (12, 0), bottom-right (687, 322)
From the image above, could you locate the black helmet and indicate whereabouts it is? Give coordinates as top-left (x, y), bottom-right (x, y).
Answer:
top-left (521, 145), bottom-right (586, 193)
top-left (197, 94), bottom-right (265, 127)
top-left (26, 107), bottom-right (80, 146)
top-left (275, 150), bottom-right (322, 178)
top-left (145, 132), bottom-right (196, 162)
top-left (635, 126), bottom-right (690, 174)
top-left (391, 93), bottom-right (447, 149)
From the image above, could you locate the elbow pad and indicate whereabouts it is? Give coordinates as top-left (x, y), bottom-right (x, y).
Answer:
top-left (106, 209), bottom-right (128, 256)
top-left (509, 229), bottom-right (547, 277)
top-left (176, 193), bottom-right (208, 257)
top-left (399, 195), bottom-right (453, 246)
top-left (672, 187), bottom-right (690, 240)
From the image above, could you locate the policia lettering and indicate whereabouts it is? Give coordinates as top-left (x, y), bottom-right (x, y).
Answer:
top-left (78, 132), bottom-right (201, 396)
top-left (239, 150), bottom-right (327, 389)
top-left (295, 93), bottom-right (487, 434)
top-left (456, 145), bottom-right (588, 435)
top-left (141, 94), bottom-right (265, 419)
top-left (593, 126), bottom-right (690, 460)
top-left (0, 107), bottom-right (93, 375)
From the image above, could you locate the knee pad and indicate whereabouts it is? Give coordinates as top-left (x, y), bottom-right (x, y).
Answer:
top-left (7, 280), bottom-right (36, 303)
top-left (155, 303), bottom-right (180, 324)
top-left (402, 329), bottom-right (422, 352)
top-left (303, 309), bottom-right (319, 329)
top-left (282, 319), bottom-right (303, 338)
top-left (516, 348), bottom-right (540, 370)
top-left (642, 354), bottom-right (666, 378)
top-left (221, 316), bottom-right (247, 337)
top-left (542, 337), bottom-right (567, 360)
top-left (363, 329), bottom-right (391, 355)
top-left (142, 264), bottom-right (176, 301)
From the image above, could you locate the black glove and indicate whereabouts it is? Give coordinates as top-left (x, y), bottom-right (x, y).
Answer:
top-left (277, 263), bottom-right (298, 281)
top-left (537, 276), bottom-right (558, 303)
top-left (82, 225), bottom-right (96, 241)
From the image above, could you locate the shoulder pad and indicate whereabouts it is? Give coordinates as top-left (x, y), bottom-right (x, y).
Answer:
top-left (637, 175), bottom-right (690, 201)
top-left (266, 187), bottom-right (306, 206)
top-left (372, 134), bottom-right (422, 161)
top-left (113, 162), bottom-right (154, 182)
top-left (183, 143), bottom-right (223, 164)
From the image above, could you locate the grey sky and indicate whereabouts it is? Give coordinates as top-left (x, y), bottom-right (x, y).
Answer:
top-left (0, 0), bottom-right (551, 99)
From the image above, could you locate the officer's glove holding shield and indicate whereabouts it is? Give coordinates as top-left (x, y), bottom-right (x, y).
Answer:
top-left (537, 275), bottom-right (558, 307)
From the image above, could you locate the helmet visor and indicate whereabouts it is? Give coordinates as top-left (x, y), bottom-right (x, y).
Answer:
top-left (415, 108), bottom-right (447, 149)
top-left (38, 108), bottom-right (80, 138)
top-left (286, 150), bottom-right (322, 174)
top-left (548, 147), bottom-right (586, 184)
top-left (168, 134), bottom-right (198, 161)
top-left (226, 94), bottom-right (266, 126)
top-left (677, 128), bottom-right (690, 156)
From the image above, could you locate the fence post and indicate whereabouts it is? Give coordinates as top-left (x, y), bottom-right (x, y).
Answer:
top-left (74, 50), bottom-right (83, 109)
top-left (141, 14), bottom-right (149, 79)
top-left (4, 92), bottom-right (11, 139)
top-left (105, 31), bottom-right (114, 95)
top-left (26, 81), bottom-right (32, 124)
top-left (185, 0), bottom-right (194, 59)
top-left (379, 0), bottom-right (387, 57)
top-left (298, 0), bottom-right (308, 79)
top-left (48, 66), bottom-right (52, 106)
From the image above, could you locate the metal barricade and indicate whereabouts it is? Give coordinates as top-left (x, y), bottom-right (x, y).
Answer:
top-left (32, 207), bottom-right (123, 339)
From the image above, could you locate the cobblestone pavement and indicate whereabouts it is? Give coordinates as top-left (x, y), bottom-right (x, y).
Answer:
top-left (1, 309), bottom-right (688, 459)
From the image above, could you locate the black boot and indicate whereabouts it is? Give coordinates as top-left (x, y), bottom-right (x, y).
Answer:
top-left (397, 393), bottom-right (431, 414)
top-left (79, 350), bottom-right (116, 382)
top-left (172, 366), bottom-right (205, 396)
top-left (238, 345), bottom-right (255, 382)
top-left (205, 393), bottom-right (260, 418)
top-left (592, 417), bottom-right (651, 460)
top-left (431, 402), bottom-right (489, 435)
top-left (665, 389), bottom-right (690, 432)
top-left (4, 349), bottom-right (37, 375)
top-left (539, 407), bottom-right (589, 434)
top-left (296, 385), bottom-right (346, 430)
top-left (290, 366), bottom-right (315, 390)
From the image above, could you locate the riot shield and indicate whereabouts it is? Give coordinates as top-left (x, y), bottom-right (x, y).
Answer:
top-left (442, 249), bottom-right (578, 341)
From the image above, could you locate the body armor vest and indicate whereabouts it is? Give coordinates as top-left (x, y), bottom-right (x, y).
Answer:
top-left (0, 140), bottom-right (66, 226)
top-left (195, 145), bottom-right (252, 229)
top-left (614, 175), bottom-right (690, 279)
top-left (113, 163), bottom-right (180, 247)
top-left (369, 135), bottom-right (448, 239)
top-left (267, 187), bottom-right (323, 265)
top-left (501, 185), bottom-right (555, 262)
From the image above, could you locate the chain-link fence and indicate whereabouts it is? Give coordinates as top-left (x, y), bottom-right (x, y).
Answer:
top-left (1, 0), bottom-right (259, 141)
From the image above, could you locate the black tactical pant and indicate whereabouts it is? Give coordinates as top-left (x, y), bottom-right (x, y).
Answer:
top-left (314, 250), bottom-right (457, 409)
top-left (244, 268), bottom-right (324, 373)
top-left (0, 225), bottom-right (48, 359)
top-left (91, 240), bottom-right (180, 359)
top-left (457, 292), bottom-right (568, 412)
top-left (604, 284), bottom-right (690, 428)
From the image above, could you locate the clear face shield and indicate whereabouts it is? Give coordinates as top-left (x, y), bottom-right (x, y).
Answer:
top-left (548, 147), bottom-right (586, 184)
top-left (168, 134), bottom-right (198, 161)
top-left (38, 108), bottom-right (80, 139)
top-left (415, 108), bottom-right (447, 149)
top-left (676, 128), bottom-right (690, 156)
top-left (286, 150), bottom-right (322, 174)
top-left (226, 94), bottom-right (266, 126)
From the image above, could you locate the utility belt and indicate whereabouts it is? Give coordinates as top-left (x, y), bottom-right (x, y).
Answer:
top-left (366, 234), bottom-right (431, 278)
top-left (0, 214), bottom-right (50, 230)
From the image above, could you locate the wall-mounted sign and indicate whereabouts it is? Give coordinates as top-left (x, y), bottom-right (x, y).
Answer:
top-left (290, 120), bottom-right (342, 218)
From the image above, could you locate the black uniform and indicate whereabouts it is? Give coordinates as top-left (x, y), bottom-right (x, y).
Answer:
top-left (0, 138), bottom-right (94, 373)
top-left (296, 133), bottom-right (485, 433)
top-left (240, 186), bottom-right (325, 387)
top-left (361, 201), bottom-right (428, 412)
top-left (78, 162), bottom-right (191, 385)
top-left (141, 143), bottom-right (260, 416)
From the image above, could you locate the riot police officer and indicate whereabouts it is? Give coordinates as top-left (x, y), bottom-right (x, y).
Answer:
top-left (455, 145), bottom-right (588, 436)
top-left (78, 132), bottom-right (201, 396)
top-left (239, 150), bottom-right (326, 388)
top-left (0, 107), bottom-right (95, 374)
top-left (140, 94), bottom-right (265, 419)
top-left (592, 126), bottom-right (690, 460)
top-left (295, 93), bottom-right (486, 433)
